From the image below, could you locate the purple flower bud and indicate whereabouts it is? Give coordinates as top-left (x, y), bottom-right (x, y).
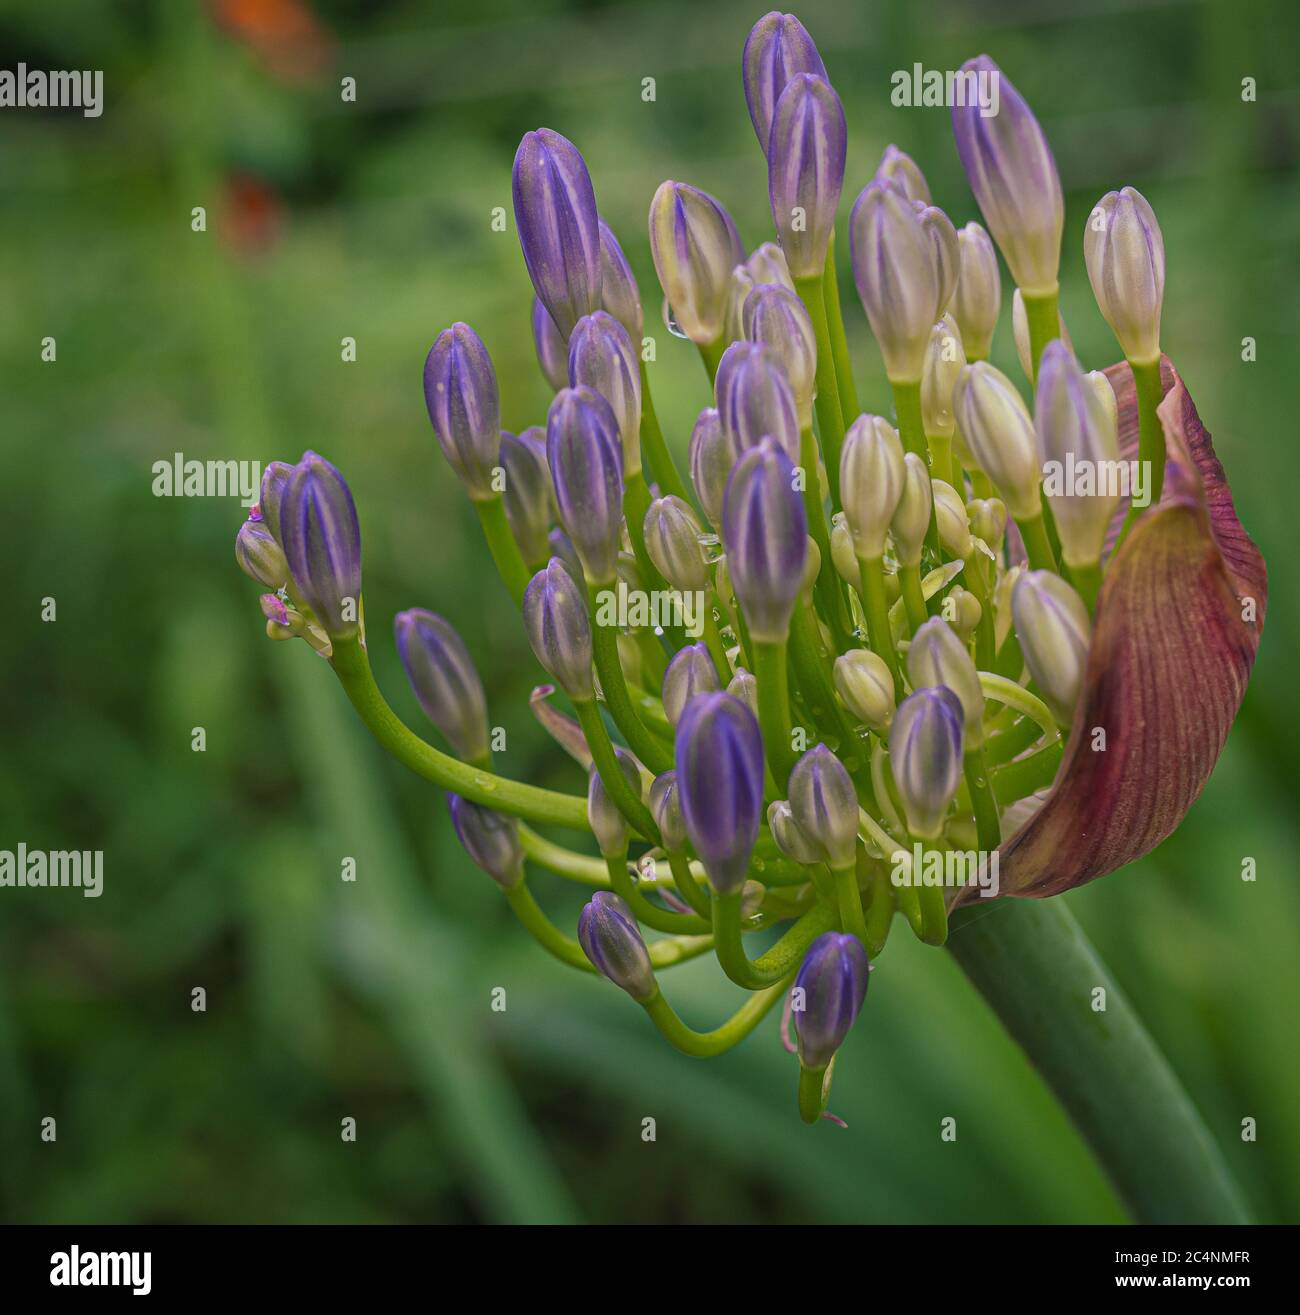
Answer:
top-left (448, 794), bottom-right (524, 889)
top-left (875, 144), bottom-right (930, 204)
top-left (714, 340), bottom-right (800, 463)
top-left (598, 218), bottom-right (644, 341)
top-left (512, 128), bottom-right (601, 340)
top-left (500, 427), bottom-right (554, 569)
top-left (260, 592), bottom-right (294, 630)
top-left (916, 202), bottom-right (960, 314)
top-left (743, 282), bottom-right (817, 428)
top-left (235, 516), bottom-right (289, 589)
top-left (281, 451), bottom-right (362, 637)
top-left (1011, 569), bottom-right (1091, 726)
top-left (394, 609), bottom-right (489, 763)
top-left (578, 891), bottom-right (656, 1000)
top-left (789, 744), bottom-right (859, 870)
top-left (721, 438), bottom-right (808, 643)
top-left (1083, 186), bottom-right (1165, 365)
top-left (649, 771), bottom-right (688, 853)
top-left (568, 310), bottom-right (643, 476)
top-left (548, 527), bottom-right (584, 583)
top-left (423, 322), bottom-right (501, 500)
top-left (546, 385), bottom-right (625, 584)
top-left (889, 686), bottom-right (965, 840)
top-left (661, 642), bottom-right (720, 728)
top-left (649, 181), bottom-right (745, 346)
top-left (587, 749), bottom-right (643, 857)
top-left (643, 494), bottom-right (709, 593)
top-left (531, 297), bottom-right (569, 392)
top-left (689, 407), bottom-right (736, 528)
top-left (907, 617), bottom-right (985, 748)
top-left (793, 931), bottom-right (869, 1069)
top-left (952, 56), bottom-right (1063, 295)
top-left (523, 559), bottom-right (594, 700)
top-left (767, 73), bottom-right (846, 279)
top-left (742, 11), bottom-right (827, 156)
top-left (725, 241), bottom-right (794, 341)
top-left (258, 460), bottom-right (294, 544)
top-left (676, 692), bottom-right (765, 893)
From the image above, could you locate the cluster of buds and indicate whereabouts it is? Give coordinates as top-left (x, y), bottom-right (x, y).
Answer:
top-left (237, 12), bottom-right (1265, 1123)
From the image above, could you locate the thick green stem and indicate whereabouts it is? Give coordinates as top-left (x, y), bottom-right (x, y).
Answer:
top-left (589, 599), bottom-right (674, 773)
top-left (797, 1063), bottom-right (827, 1124)
top-left (947, 898), bottom-right (1252, 1223)
top-left (638, 360), bottom-right (690, 503)
top-left (330, 636), bottom-right (590, 830)
top-left (822, 236), bottom-right (860, 426)
top-left (698, 336), bottom-right (725, 386)
top-left (1116, 357), bottom-right (1167, 548)
top-left (574, 698), bottom-right (660, 843)
top-left (963, 746), bottom-right (1002, 852)
top-left (831, 863), bottom-right (870, 949)
top-left (641, 976), bottom-right (792, 1059)
top-left (1068, 558), bottom-right (1103, 615)
top-left (794, 272), bottom-right (845, 505)
top-left (897, 563), bottom-right (929, 636)
top-left (1020, 287), bottom-right (1061, 382)
top-left (1016, 511), bottom-right (1059, 574)
top-left (711, 890), bottom-right (837, 989)
top-left (856, 556), bottom-right (903, 694)
top-left (701, 609), bottom-right (733, 684)
top-left (753, 639), bottom-right (797, 788)
top-left (472, 495), bottom-right (533, 605)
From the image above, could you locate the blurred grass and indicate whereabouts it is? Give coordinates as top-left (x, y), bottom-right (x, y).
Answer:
top-left (0, 0), bottom-right (1297, 1222)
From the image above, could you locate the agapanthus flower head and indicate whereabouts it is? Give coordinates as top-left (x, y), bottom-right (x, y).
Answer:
top-left (953, 361), bottom-right (1041, 519)
top-left (688, 407), bottom-right (734, 528)
top-left (281, 450), bottom-right (362, 637)
top-left (793, 931), bottom-right (869, 1069)
top-left (675, 691), bottom-right (765, 894)
top-left (890, 685), bottom-right (965, 840)
top-left (920, 314), bottom-right (966, 440)
top-left (721, 437), bottom-right (808, 643)
top-left (644, 494), bottom-right (710, 593)
top-left (952, 55), bottom-right (1063, 295)
top-left (767, 72), bottom-right (846, 278)
top-left (649, 770), bottom-right (688, 853)
top-left (588, 748), bottom-right (644, 857)
top-left (448, 794), bottom-right (524, 889)
top-left (546, 384), bottom-right (625, 584)
top-left (1084, 185), bottom-right (1165, 365)
top-left (1012, 569), bottom-right (1091, 727)
top-left (423, 322), bottom-right (502, 500)
top-left (891, 451), bottom-right (933, 568)
top-left (597, 217), bottom-right (644, 340)
top-left (833, 649), bottom-right (895, 730)
top-left (568, 309), bottom-right (643, 475)
top-left (394, 609), bottom-right (490, 763)
top-left (743, 282), bottom-right (817, 427)
top-left (742, 10), bottom-right (827, 156)
top-left (661, 642), bottom-right (721, 727)
top-left (1034, 340), bottom-right (1121, 568)
top-left (500, 427), bottom-right (554, 569)
top-left (874, 143), bottom-right (931, 204)
top-left (531, 296), bottom-right (569, 392)
top-left (257, 460), bottom-right (294, 544)
top-left (649, 181), bottom-right (745, 345)
top-left (952, 221), bottom-right (1000, 361)
top-left (907, 617), bottom-right (985, 748)
top-left (714, 339), bottom-right (800, 461)
top-left (235, 515), bottom-right (289, 590)
top-left (839, 414), bottom-right (905, 559)
top-left (512, 127), bottom-right (601, 340)
top-left (578, 891), bottom-right (656, 1001)
top-left (788, 744), bottom-right (859, 870)
top-left (523, 558), bottom-right (593, 700)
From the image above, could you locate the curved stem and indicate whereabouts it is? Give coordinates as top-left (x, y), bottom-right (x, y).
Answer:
top-left (606, 854), bottom-right (709, 935)
top-left (638, 360), bottom-right (690, 503)
top-left (589, 601), bottom-right (674, 773)
top-left (505, 882), bottom-right (598, 972)
top-left (947, 897), bottom-right (1252, 1223)
top-left (667, 849), bottom-right (713, 921)
top-left (472, 495), bottom-right (532, 605)
top-left (518, 825), bottom-right (609, 887)
top-left (330, 636), bottom-right (590, 831)
top-left (992, 741), bottom-right (1063, 802)
top-left (794, 271), bottom-right (845, 505)
top-left (641, 976), bottom-right (792, 1059)
top-left (822, 235), bottom-right (860, 426)
top-left (712, 891), bottom-right (836, 990)
top-left (978, 672), bottom-right (1060, 742)
top-left (908, 836), bottom-right (950, 946)
top-left (574, 698), bottom-right (659, 843)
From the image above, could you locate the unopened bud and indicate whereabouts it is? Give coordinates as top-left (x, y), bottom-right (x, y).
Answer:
top-left (833, 649), bottom-right (895, 731)
top-left (1011, 569), bottom-right (1091, 726)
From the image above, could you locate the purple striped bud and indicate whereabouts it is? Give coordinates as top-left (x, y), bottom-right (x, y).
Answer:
top-left (649, 771), bottom-right (688, 853)
top-left (768, 73), bottom-right (846, 278)
top-left (891, 452), bottom-right (933, 568)
top-left (1084, 186), bottom-right (1165, 365)
top-left (649, 181), bottom-right (745, 346)
top-left (839, 414), bottom-right (905, 559)
top-left (1034, 341), bottom-right (1121, 568)
top-left (1011, 570), bottom-right (1091, 726)
top-left (588, 749), bottom-right (643, 857)
top-left (260, 592), bottom-right (296, 633)
top-left (725, 242), bottom-right (795, 342)
top-left (952, 222), bottom-right (1000, 361)
top-left (531, 297), bottom-right (569, 392)
top-left (281, 451), bottom-right (362, 637)
top-left (676, 692), bottom-right (765, 894)
top-left (423, 322), bottom-right (501, 500)
top-left (742, 11), bottom-right (827, 156)
top-left (512, 128), bottom-right (601, 340)
top-left (849, 181), bottom-right (947, 382)
top-left (833, 649), bottom-right (895, 731)
top-left (523, 559), bottom-right (594, 700)
top-left (394, 609), bottom-right (489, 763)
top-left (579, 891), bottom-right (656, 1000)
top-left (916, 202), bottom-right (960, 315)
top-left (875, 144), bottom-right (931, 204)
top-left (789, 744), bottom-right (859, 870)
top-left (546, 385), bottom-right (625, 584)
top-left (235, 515), bottom-right (289, 589)
top-left (662, 642), bottom-right (720, 728)
top-left (907, 617), bottom-right (985, 748)
top-left (448, 795), bottom-right (524, 889)
top-left (597, 218), bottom-right (644, 340)
top-left (727, 667), bottom-right (758, 716)
top-left (743, 282), bottom-right (817, 427)
top-left (258, 460), bottom-right (294, 544)
top-left (689, 407), bottom-right (735, 528)
top-left (714, 340), bottom-right (800, 462)
top-left (644, 494), bottom-right (709, 593)
top-left (500, 427), bottom-right (554, 569)
top-left (768, 799), bottom-right (822, 865)
top-left (952, 56), bottom-right (1063, 295)
top-left (793, 931), bottom-right (869, 1069)
top-left (953, 362), bottom-right (1041, 520)
top-left (721, 438), bottom-right (808, 643)
top-left (890, 686), bottom-right (965, 840)
top-left (568, 310), bottom-right (643, 476)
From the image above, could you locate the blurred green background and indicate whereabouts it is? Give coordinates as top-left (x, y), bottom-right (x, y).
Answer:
top-left (2, 0), bottom-right (1297, 1224)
